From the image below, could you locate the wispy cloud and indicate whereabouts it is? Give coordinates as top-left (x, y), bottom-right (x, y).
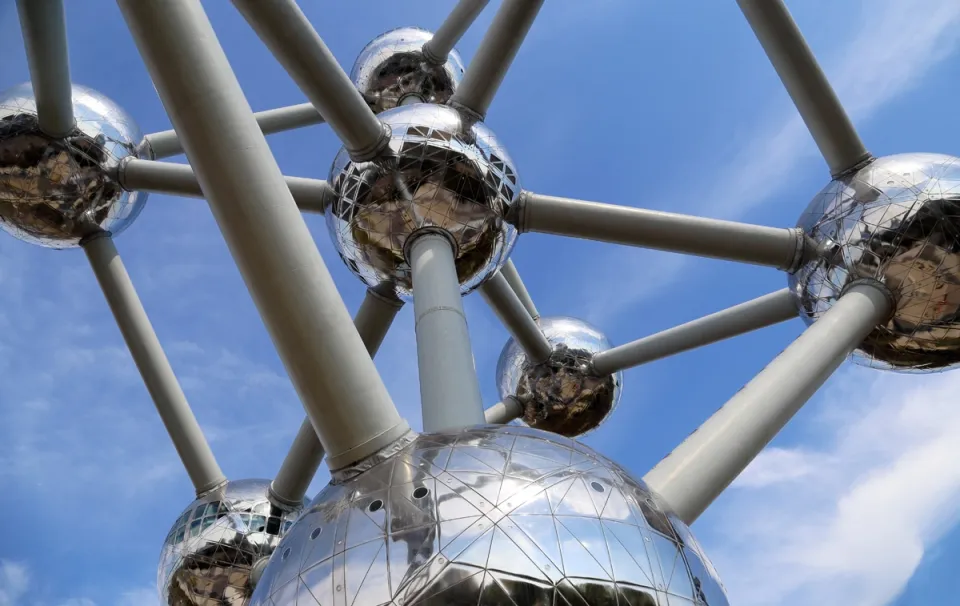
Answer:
top-left (0, 561), bottom-right (28, 606)
top-left (0, 560), bottom-right (155, 606)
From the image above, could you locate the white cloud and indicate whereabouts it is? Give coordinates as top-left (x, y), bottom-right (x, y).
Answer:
top-left (0, 562), bottom-right (28, 606)
top-left (0, 561), bottom-right (156, 606)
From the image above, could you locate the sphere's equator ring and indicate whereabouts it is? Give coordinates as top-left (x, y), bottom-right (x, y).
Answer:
top-left (15, 0), bottom-right (74, 137)
top-left (591, 288), bottom-right (799, 375)
top-left (448, 0), bottom-right (545, 118)
top-left (422, 0), bottom-right (491, 65)
top-left (83, 232), bottom-right (226, 495)
top-left (479, 270), bottom-right (552, 363)
top-left (118, 158), bottom-right (333, 213)
top-left (516, 192), bottom-right (811, 270)
top-left (231, 0), bottom-right (387, 160)
top-left (144, 102), bottom-right (325, 160)
top-left (500, 259), bottom-right (540, 321)
top-left (644, 280), bottom-right (894, 525)
top-left (737, 0), bottom-right (871, 177)
top-left (118, 0), bottom-right (409, 471)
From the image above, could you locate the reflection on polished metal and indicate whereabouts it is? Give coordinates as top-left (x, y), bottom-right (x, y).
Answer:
top-left (0, 83), bottom-right (146, 248)
top-left (249, 426), bottom-right (728, 606)
top-left (327, 103), bottom-right (519, 298)
top-left (498, 317), bottom-right (623, 437)
top-left (792, 153), bottom-right (960, 372)
top-left (351, 28), bottom-right (465, 114)
top-left (159, 479), bottom-right (307, 606)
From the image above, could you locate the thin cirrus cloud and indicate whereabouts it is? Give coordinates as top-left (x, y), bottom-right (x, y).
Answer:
top-left (0, 559), bottom-right (157, 606)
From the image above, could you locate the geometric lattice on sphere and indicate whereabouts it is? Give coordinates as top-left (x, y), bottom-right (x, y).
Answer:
top-left (249, 426), bottom-right (728, 606)
top-left (326, 103), bottom-right (520, 300)
top-left (0, 83), bottom-right (146, 248)
top-left (350, 27), bottom-right (465, 114)
top-left (790, 153), bottom-right (960, 372)
top-left (497, 317), bottom-right (624, 437)
top-left (158, 479), bottom-right (306, 606)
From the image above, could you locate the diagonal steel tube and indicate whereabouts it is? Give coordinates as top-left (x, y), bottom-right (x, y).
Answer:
top-left (231, 0), bottom-right (387, 160)
top-left (118, 0), bottom-right (409, 471)
top-left (479, 271), bottom-right (551, 363)
top-left (737, 0), bottom-right (871, 177)
top-left (484, 396), bottom-right (522, 424)
top-left (591, 288), bottom-right (799, 375)
top-left (144, 102), bottom-right (324, 159)
top-left (83, 233), bottom-right (226, 495)
top-left (500, 259), bottom-right (539, 321)
top-left (422, 0), bottom-right (490, 65)
top-left (644, 280), bottom-right (893, 525)
top-left (448, 0), bottom-right (545, 118)
top-left (16, 0), bottom-right (74, 137)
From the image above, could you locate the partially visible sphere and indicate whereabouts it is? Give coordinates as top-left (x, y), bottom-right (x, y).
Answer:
top-left (327, 104), bottom-right (519, 298)
top-left (0, 83), bottom-right (146, 248)
top-left (158, 479), bottom-right (306, 606)
top-left (791, 153), bottom-right (960, 372)
top-left (250, 426), bottom-right (728, 606)
top-left (351, 27), bottom-right (465, 114)
top-left (497, 316), bottom-right (623, 437)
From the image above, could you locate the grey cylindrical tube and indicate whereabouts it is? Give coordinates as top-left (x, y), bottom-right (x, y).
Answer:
top-left (479, 271), bottom-right (551, 363)
top-left (737, 0), bottom-right (871, 176)
top-left (500, 259), bottom-right (539, 321)
top-left (230, 0), bottom-right (386, 160)
top-left (409, 232), bottom-right (485, 432)
top-left (592, 288), bottom-right (799, 375)
top-left (118, 0), bottom-right (409, 471)
top-left (422, 0), bottom-right (490, 64)
top-left (484, 397), bottom-right (522, 424)
top-left (16, 0), bottom-right (75, 137)
top-left (449, 0), bottom-right (545, 118)
top-left (83, 233), bottom-right (226, 495)
top-left (643, 281), bottom-right (893, 525)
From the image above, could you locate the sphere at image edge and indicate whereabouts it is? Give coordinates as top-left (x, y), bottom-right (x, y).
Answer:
top-left (0, 83), bottom-right (147, 248)
top-left (790, 152), bottom-right (960, 372)
top-left (249, 425), bottom-right (728, 606)
top-left (351, 27), bottom-right (465, 114)
top-left (497, 316), bottom-right (623, 437)
top-left (326, 103), bottom-right (520, 299)
top-left (158, 479), bottom-right (306, 606)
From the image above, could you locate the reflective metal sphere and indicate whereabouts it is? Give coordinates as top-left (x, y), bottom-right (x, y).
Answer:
top-left (327, 104), bottom-right (519, 298)
top-left (497, 317), bottom-right (623, 437)
top-left (158, 479), bottom-right (306, 606)
top-left (250, 426), bottom-right (728, 606)
top-left (351, 27), bottom-right (465, 114)
top-left (791, 153), bottom-right (960, 372)
top-left (0, 83), bottom-right (146, 248)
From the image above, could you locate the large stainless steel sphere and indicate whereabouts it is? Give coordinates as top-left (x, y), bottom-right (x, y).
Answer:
top-left (0, 83), bottom-right (146, 248)
top-left (351, 27), bottom-right (465, 114)
top-left (791, 153), bottom-right (960, 372)
top-left (249, 426), bottom-right (728, 606)
top-left (326, 104), bottom-right (519, 298)
top-left (158, 479), bottom-right (306, 606)
top-left (497, 317), bottom-right (623, 437)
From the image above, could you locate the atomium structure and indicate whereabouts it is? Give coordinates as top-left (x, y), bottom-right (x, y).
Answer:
top-left (4, 0), bottom-right (958, 604)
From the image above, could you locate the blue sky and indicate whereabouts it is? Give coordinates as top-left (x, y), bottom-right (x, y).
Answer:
top-left (1, 1), bottom-right (960, 604)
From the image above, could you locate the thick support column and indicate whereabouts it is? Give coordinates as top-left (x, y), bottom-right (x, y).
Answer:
top-left (500, 259), bottom-right (539, 321)
top-left (118, 0), bottom-right (409, 471)
top-left (82, 233), bottom-right (225, 495)
top-left (517, 192), bottom-right (809, 271)
top-left (591, 288), bottom-right (798, 375)
top-left (16, 0), bottom-right (74, 137)
top-left (422, 0), bottom-right (490, 64)
top-left (231, 0), bottom-right (386, 160)
top-left (144, 102), bottom-right (323, 160)
top-left (643, 281), bottom-right (893, 525)
top-left (449, 0), bottom-right (545, 118)
top-left (409, 232), bottom-right (485, 432)
top-left (479, 271), bottom-right (551, 363)
top-left (737, 0), bottom-right (871, 176)
top-left (484, 397), bottom-right (522, 424)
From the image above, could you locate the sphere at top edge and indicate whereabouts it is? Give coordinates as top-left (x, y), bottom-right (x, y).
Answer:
top-left (351, 27), bottom-right (465, 114)
top-left (790, 153), bottom-right (960, 373)
top-left (497, 316), bottom-right (623, 437)
top-left (326, 103), bottom-right (520, 299)
top-left (249, 425), bottom-right (728, 606)
top-left (0, 83), bottom-right (147, 248)
top-left (158, 479), bottom-right (307, 606)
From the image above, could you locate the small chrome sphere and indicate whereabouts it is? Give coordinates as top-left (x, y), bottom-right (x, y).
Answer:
top-left (158, 479), bottom-right (306, 606)
top-left (326, 104), bottom-right (519, 298)
top-left (351, 27), bottom-right (465, 114)
top-left (250, 426), bottom-right (728, 606)
top-left (497, 316), bottom-right (623, 437)
top-left (791, 153), bottom-right (960, 372)
top-left (0, 83), bottom-right (146, 248)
